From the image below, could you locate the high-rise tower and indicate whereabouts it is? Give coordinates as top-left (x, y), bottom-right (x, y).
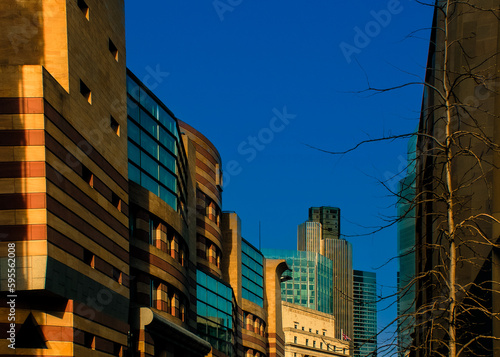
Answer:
top-left (305, 207), bottom-right (353, 341)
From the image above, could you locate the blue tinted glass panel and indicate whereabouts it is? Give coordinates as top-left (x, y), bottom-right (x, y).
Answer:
top-left (159, 186), bottom-right (177, 211)
top-left (128, 142), bottom-right (140, 164)
top-left (127, 100), bottom-right (140, 122)
top-left (140, 172), bottom-right (158, 195)
top-left (128, 121), bottom-right (140, 143)
top-left (141, 110), bottom-right (158, 139)
top-left (140, 152), bottom-right (158, 179)
top-left (159, 147), bottom-right (176, 173)
top-left (139, 88), bottom-right (158, 119)
top-left (159, 106), bottom-right (176, 135)
top-left (126, 76), bottom-right (140, 101)
top-left (141, 134), bottom-right (158, 159)
top-left (128, 163), bottom-right (140, 183)
top-left (159, 127), bottom-right (177, 154)
top-left (159, 166), bottom-right (176, 192)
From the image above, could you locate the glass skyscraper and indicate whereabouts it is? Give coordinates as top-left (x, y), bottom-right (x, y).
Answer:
top-left (353, 270), bottom-right (377, 357)
top-left (262, 249), bottom-right (333, 314)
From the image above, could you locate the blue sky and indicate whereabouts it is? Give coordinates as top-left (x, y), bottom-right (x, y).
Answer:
top-left (125, 0), bottom-right (434, 348)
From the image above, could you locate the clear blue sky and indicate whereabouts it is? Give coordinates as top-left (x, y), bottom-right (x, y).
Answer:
top-left (125, 0), bottom-right (434, 349)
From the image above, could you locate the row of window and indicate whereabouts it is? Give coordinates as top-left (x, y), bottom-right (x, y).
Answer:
top-left (293, 325), bottom-right (326, 336)
top-left (197, 191), bottom-right (221, 226)
top-left (149, 218), bottom-right (188, 267)
top-left (243, 312), bottom-right (266, 337)
top-left (245, 348), bottom-right (266, 357)
top-left (292, 337), bottom-right (347, 354)
top-left (82, 249), bottom-right (123, 284)
top-left (150, 279), bottom-right (187, 322)
top-left (198, 235), bottom-right (222, 269)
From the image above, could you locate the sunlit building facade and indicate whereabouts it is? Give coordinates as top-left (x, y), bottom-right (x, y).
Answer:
top-left (282, 302), bottom-right (350, 357)
top-left (307, 207), bottom-right (353, 340)
top-left (0, 2), bottom-right (288, 357)
top-left (297, 221), bottom-right (322, 253)
top-left (353, 270), bottom-right (377, 357)
top-left (415, 2), bottom-right (500, 355)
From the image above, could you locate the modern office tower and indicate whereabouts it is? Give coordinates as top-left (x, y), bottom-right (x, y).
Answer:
top-left (326, 239), bottom-right (354, 342)
top-left (415, 2), bottom-right (500, 356)
top-left (397, 136), bottom-right (416, 357)
top-left (0, 1), bottom-right (132, 355)
top-left (298, 221), bottom-right (322, 253)
top-left (262, 249), bottom-right (333, 315)
top-left (304, 208), bottom-right (353, 342)
top-left (353, 270), bottom-right (377, 357)
top-left (309, 206), bottom-right (340, 240)
top-left (282, 302), bottom-right (350, 357)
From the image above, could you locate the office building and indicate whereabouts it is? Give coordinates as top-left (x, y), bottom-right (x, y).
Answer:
top-left (352, 270), bottom-right (377, 357)
top-left (309, 207), bottom-right (340, 240)
top-left (308, 207), bottom-right (353, 341)
top-left (415, 1), bottom-right (500, 355)
top-left (298, 221), bottom-right (322, 253)
top-left (0, 1), bottom-right (132, 355)
top-left (282, 301), bottom-right (350, 357)
top-left (262, 249), bottom-right (333, 314)
top-left (0, 2), bottom-right (289, 357)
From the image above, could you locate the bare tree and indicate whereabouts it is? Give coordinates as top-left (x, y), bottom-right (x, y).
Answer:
top-left (310, 1), bottom-right (500, 356)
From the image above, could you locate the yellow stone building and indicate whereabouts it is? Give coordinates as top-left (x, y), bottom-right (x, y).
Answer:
top-left (0, 1), bottom-right (289, 357)
top-left (282, 302), bottom-right (351, 357)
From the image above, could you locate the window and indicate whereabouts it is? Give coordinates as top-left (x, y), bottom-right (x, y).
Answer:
top-left (110, 116), bottom-right (120, 136)
top-left (112, 193), bottom-right (122, 211)
top-left (316, 330), bottom-right (318, 334)
top-left (84, 333), bottom-right (95, 349)
top-left (82, 165), bottom-right (93, 187)
top-left (77, 0), bottom-right (89, 20)
top-left (294, 324), bottom-right (298, 329)
top-left (302, 327), bottom-right (304, 331)
top-left (305, 339), bottom-right (308, 346)
top-left (112, 267), bottom-right (122, 284)
top-left (294, 336), bottom-right (297, 344)
top-left (83, 249), bottom-right (95, 268)
top-left (320, 342), bottom-right (323, 349)
top-left (80, 80), bottom-right (91, 103)
top-left (109, 39), bottom-right (119, 61)
top-left (313, 341), bottom-right (316, 348)
top-left (309, 328), bottom-right (311, 332)
top-left (323, 331), bottom-right (326, 336)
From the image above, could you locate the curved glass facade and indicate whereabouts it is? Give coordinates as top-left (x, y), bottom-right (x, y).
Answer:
top-left (126, 72), bottom-right (187, 212)
top-left (196, 270), bottom-right (235, 357)
top-left (262, 249), bottom-right (333, 314)
top-left (241, 239), bottom-right (264, 307)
